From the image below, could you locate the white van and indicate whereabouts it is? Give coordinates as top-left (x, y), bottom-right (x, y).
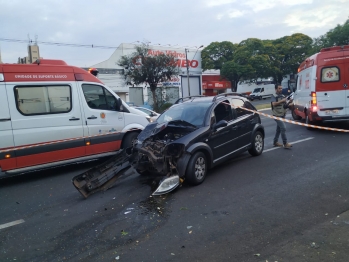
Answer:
top-left (0, 59), bottom-right (150, 177)
top-left (249, 84), bottom-right (274, 100)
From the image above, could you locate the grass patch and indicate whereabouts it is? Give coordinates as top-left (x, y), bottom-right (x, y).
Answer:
top-left (255, 103), bottom-right (271, 110)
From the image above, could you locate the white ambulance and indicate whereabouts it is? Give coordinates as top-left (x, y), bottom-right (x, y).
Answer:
top-left (0, 59), bottom-right (150, 177)
top-left (292, 45), bottom-right (349, 127)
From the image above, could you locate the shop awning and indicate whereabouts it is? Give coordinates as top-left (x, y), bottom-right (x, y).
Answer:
top-left (202, 81), bottom-right (231, 89)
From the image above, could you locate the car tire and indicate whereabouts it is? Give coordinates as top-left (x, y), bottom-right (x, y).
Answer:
top-left (186, 151), bottom-right (207, 186)
top-left (122, 132), bottom-right (139, 149)
top-left (305, 113), bottom-right (315, 130)
top-left (292, 109), bottom-right (302, 120)
top-left (248, 131), bottom-right (264, 156)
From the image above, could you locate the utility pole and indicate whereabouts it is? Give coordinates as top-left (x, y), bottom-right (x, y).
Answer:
top-left (184, 45), bottom-right (203, 97)
top-left (185, 48), bottom-right (190, 96)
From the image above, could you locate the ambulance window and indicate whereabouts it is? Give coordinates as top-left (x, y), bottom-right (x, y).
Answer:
top-left (321, 67), bottom-right (340, 83)
top-left (82, 84), bottom-right (118, 111)
top-left (15, 85), bottom-right (71, 115)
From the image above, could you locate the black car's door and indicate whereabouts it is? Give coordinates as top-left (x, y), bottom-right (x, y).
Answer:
top-left (231, 98), bottom-right (256, 148)
top-left (207, 101), bottom-right (240, 163)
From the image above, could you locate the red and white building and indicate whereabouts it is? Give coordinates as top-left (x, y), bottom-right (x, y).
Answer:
top-left (90, 43), bottom-right (203, 106)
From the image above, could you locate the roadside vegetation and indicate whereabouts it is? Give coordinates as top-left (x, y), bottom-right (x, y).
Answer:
top-left (202, 18), bottom-right (349, 90)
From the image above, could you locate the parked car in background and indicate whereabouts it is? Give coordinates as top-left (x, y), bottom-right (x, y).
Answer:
top-left (135, 107), bottom-right (160, 122)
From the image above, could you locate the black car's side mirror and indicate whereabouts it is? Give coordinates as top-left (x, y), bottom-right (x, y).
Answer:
top-left (213, 120), bottom-right (228, 131)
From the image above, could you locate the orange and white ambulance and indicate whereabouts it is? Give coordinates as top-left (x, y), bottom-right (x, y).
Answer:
top-left (292, 45), bottom-right (349, 126)
top-left (0, 59), bottom-right (150, 177)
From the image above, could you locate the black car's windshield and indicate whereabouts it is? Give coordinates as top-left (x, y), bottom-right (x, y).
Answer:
top-left (157, 102), bottom-right (211, 127)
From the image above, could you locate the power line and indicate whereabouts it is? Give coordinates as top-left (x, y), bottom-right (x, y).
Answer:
top-left (0, 38), bottom-right (204, 51)
top-left (0, 38), bottom-right (119, 49)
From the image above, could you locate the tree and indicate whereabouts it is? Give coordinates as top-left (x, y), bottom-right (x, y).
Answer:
top-left (313, 18), bottom-right (349, 52)
top-left (221, 38), bottom-right (275, 90)
top-left (271, 33), bottom-right (313, 83)
top-left (201, 41), bottom-right (238, 70)
top-left (220, 61), bottom-right (254, 91)
top-left (118, 45), bottom-right (179, 112)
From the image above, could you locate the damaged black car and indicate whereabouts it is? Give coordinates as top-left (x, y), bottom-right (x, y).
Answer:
top-left (132, 93), bottom-right (265, 195)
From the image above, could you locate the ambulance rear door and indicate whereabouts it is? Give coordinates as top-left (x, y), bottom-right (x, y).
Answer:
top-left (316, 50), bottom-right (347, 118)
top-left (344, 48), bottom-right (349, 115)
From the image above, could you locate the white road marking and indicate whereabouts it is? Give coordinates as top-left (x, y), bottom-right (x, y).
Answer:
top-left (0, 219), bottom-right (25, 230)
top-left (264, 137), bottom-right (314, 152)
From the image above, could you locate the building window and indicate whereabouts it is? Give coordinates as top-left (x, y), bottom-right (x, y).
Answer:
top-left (15, 85), bottom-right (71, 115)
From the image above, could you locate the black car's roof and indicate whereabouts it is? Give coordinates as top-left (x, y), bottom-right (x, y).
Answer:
top-left (175, 93), bottom-right (248, 105)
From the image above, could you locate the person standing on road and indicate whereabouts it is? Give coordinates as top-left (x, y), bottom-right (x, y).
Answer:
top-left (271, 85), bottom-right (293, 149)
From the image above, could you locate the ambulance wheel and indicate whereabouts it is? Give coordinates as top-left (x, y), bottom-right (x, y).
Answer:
top-left (305, 113), bottom-right (315, 130)
top-left (122, 132), bottom-right (139, 149)
top-left (292, 109), bottom-right (302, 120)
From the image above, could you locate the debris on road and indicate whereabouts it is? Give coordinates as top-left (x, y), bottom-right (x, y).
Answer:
top-left (310, 242), bottom-right (319, 248)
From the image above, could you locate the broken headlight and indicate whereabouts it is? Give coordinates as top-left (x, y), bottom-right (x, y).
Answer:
top-left (152, 175), bottom-right (180, 195)
top-left (163, 143), bottom-right (184, 158)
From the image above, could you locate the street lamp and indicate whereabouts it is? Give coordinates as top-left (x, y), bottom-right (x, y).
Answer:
top-left (185, 45), bottom-right (203, 97)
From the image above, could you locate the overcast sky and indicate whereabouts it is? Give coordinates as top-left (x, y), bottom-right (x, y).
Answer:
top-left (0, 0), bottom-right (348, 67)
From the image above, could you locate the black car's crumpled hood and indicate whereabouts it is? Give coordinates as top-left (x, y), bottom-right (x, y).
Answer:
top-left (137, 120), bottom-right (197, 143)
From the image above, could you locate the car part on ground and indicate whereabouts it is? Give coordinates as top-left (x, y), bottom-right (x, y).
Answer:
top-left (72, 150), bottom-right (131, 198)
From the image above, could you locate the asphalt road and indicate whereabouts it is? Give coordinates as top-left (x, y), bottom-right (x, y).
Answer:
top-left (1, 110), bottom-right (349, 262)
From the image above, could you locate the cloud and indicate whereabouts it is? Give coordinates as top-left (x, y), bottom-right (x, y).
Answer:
top-left (284, 1), bottom-right (347, 31)
top-left (0, 0), bottom-right (348, 66)
top-left (243, 0), bottom-right (313, 12)
top-left (206, 0), bottom-right (236, 7)
top-left (228, 9), bottom-right (245, 18)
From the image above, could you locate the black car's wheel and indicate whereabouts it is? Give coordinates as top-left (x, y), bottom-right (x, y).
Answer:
top-left (248, 131), bottom-right (264, 156)
top-left (292, 109), bottom-right (302, 120)
top-left (186, 151), bottom-right (207, 186)
top-left (122, 132), bottom-right (139, 149)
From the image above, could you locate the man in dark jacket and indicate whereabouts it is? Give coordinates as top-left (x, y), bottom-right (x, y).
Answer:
top-left (271, 85), bottom-right (293, 149)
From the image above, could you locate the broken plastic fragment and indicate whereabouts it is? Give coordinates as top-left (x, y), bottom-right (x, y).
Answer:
top-left (115, 256), bottom-right (120, 260)
top-left (187, 226), bottom-right (192, 229)
top-left (124, 211), bottom-right (131, 214)
top-left (254, 254), bottom-right (260, 257)
top-left (171, 253), bottom-right (175, 256)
